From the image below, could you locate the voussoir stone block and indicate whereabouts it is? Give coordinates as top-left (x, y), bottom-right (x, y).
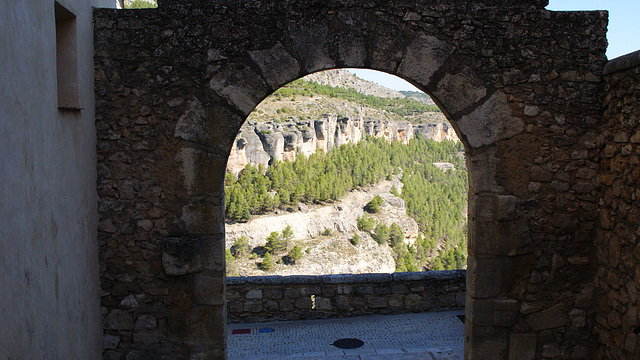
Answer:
top-left (209, 63), bottom-right (270, 115)
top-left (457, 91), bottom-right (524, 148)
top-left (433, 67), bottom-right (487, 116)
top-left (397, 34), bottom-right (454, 89)
top-left (249, 42), bottom-right (300, 89)
top-left (288, 20), bottom-right (335, 74)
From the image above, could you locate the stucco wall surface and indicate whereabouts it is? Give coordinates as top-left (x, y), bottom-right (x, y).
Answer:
top-left (0, 0), bottom-right (113, 358)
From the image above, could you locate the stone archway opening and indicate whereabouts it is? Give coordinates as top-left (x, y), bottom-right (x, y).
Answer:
top-left (223, 68), bottom-right (470, 358)
top-left (94, 2), bottom-right (607, 359)
top-left (224, 69), bottom-right (468, 280)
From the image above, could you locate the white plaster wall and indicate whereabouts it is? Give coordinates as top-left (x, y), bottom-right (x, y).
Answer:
top-left (0, 0), bottom-right (114, 358)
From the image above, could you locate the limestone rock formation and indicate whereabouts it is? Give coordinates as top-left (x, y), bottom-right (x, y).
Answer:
top-left (305, 69), bottom-right (405, 98)
top-left (225, 178), bottom-right (418, 276)
top-left (227, 115), bottom-right (457, 175)
top-left (414, 122), bottom-right (458, 142)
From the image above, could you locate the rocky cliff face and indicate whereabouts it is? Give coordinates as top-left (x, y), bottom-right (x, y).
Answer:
top-left (227, 115), bottom-right (442, 175)
top-left (225, 178), bottom-right (418, 276)
top-left (414, 122), bottom-right (458, 142)
top-left (305, 69), bottom-right (405, 98)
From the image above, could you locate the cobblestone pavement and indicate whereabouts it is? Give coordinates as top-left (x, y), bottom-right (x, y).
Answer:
top-left (227, 310), bottom-right (464, 359)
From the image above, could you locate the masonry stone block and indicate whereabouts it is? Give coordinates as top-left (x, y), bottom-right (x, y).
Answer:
top-left (315, 297), bottom-right (332, 311)
top-left (508, 333), bottom-right (537, 360)
top-left (369, 15), bottom-right (408, 73)
top-left (208, 63), bottom-right (270, 115)
top-left (185, 305), bottom-right (226, 348)
top-left (467, 256), bottom-right (508, 299)
top-left (466, 149), bottom-right (504, 193)
top-left (244, 301), bottom-right (263, 313)
top-left (162, 237), bottom-right (205, 276)
top-left (177, 148), bottom-right (227, 199)
top-left (246, 289), bottom-right (263, 299)
top-left (288, 20), bottom-right (335, 74)
top-left (285, 288), bottom-right (302, 298)
top-left (104, 334), bottom-right (121, 350)
top-left (527, 303), bottom-right (568, 331)
top-left (334, 10), bottom-right (367, 67)
top-left (248, 42), bottom-right (300, 89)
top-left (397, 34), bottom-right (454, 89)
top-left (366, 296), bottom-right (388, 309)
top-left (405, 294), bottom-right (422, 306)
top-left (104, 350), bottom-right (122, 360)
top-left (472, 219), bottom-right (531, 256)
top-left (265, 300), bottom-right (279, 312)
top-left (465, 323), bottom-right (509, 360)
top-left (193, 270), bottom-right (225, 306)
top-left (389, 294), bottom-right (404, 307)
top-left (434, 67), bottom-right (487, 116)
top-left (104, 309), bottom-right (134, 330)
top-left (457, 91), bottom-right (524, 148)
top-left (135, 315), bottom-right (157, 329)
top-left (174, 98), bottom-right (210, 144)
top-left (133, 331), bottom-right (160, 344)
top-left (335, 295), bottom-right (350, 310)
top-left (181, 202), bottom-right (225, 236)
top-left (295, 297), bottom-right (313, 309)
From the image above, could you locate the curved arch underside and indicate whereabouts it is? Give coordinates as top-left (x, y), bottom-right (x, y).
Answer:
top-left (94, 1), bottom-right (608, 359)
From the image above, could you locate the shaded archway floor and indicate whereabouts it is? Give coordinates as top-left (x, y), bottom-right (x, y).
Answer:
top-left (227, 310), bottom-right (464, 359)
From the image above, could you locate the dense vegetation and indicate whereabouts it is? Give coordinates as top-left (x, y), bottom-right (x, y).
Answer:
top-left (270, 79), bottom-right (441, 120)
top-left (124, 0), bottom-right (157, 9)
top-left (225, 135), bottom-right (468, 271)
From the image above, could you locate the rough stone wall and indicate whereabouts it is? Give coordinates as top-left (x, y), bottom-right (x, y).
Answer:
top-left (596, 51), bottom-right (640, 359)
top-left (94, 1), bottom-right (608, 359)
top-left (227, 271), bottom-right (465, 323)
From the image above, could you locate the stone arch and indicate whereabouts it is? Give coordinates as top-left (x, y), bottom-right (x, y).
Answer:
top-left (95, 1), bottom-right (607, 359)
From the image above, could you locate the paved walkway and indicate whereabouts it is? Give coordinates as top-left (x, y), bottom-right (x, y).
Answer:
top-left (227, 310), bottom-right (465, 359)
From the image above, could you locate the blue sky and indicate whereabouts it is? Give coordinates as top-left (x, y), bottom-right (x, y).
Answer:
top-left (350, 1), bottom-right (639, 91)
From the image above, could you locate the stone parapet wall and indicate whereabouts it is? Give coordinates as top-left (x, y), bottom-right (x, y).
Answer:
top-left (597, 50), bottom-right (640, 359)
top-left (227, 271), bottom-right (465, 323)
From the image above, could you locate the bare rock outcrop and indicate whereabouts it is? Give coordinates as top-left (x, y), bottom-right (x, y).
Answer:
top-left (227, 115), bottom-right (456, 175)
top-left (304, 69), bottom-right (405, 98)
top-left (414, 122), bottom-right (458, 142)
top-left (225, 179), bottom-right (417, 276)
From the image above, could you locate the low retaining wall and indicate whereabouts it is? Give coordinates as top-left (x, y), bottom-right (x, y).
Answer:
top-left (226, 270), bottom-right (466, 323)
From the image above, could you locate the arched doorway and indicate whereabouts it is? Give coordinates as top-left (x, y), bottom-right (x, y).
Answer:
top-left (95, 1), bottom-right (606, 359)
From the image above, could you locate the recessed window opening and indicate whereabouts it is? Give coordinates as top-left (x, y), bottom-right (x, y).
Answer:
top-left (55, 2), bottom-right (79, 109)
top-left (224, 69), bottom-right (468, 278)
